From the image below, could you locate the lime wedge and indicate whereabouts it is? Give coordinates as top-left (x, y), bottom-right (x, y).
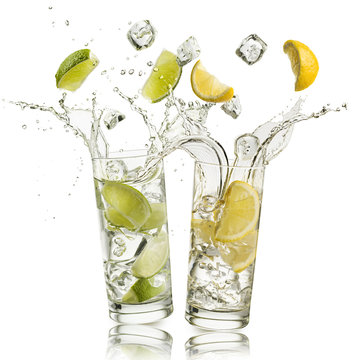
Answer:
top-left (122, 278), bottom-right (165, 303)
top-left (141, 203), bottom-right (167, 231)
top-left (102, 182), bottom-right (151, 230)
top-left (132, 231), bottom-right (169, 278)
top-left (142, 50), bottom-right (182, 103)
top-left (55, 49), bottom-right (99, 91)
top-left (105, 207), bottom-right (136, 230)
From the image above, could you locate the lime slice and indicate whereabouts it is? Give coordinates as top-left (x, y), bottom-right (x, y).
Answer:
top-left (131, 231), bottom-right (169, 278)
top-left (55, 49), bottom-right (99, 91)
top-left (102, 182), bottom-right (151, 230)
top-left (141, 203), bottom-right (167, 231)
top-left (122, 278), bottom-right (165, 303)
top-left (105, 207), bottom-right (136, 230)
top-left (142, 50), bottom-right (182, 103)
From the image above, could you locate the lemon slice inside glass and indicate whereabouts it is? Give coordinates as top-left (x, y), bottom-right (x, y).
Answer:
top-left (131, 231), bottom-right (169, 278)
top-left (142, 50), bottom-right (182, 103)
top-left (190, 60), bottom-right (234, 102)
top-left (215, 181), bottom-right (260, 242)
top-left (102, 182), bottom-right (151, 230)
top-left (55, 49), bottom-right (99, 91)
top-left (122, 278), bottom-right (165, 303)
top-left (217, 230), bottom-right (258, 272)
top-left (283, 40), bottom-right (319, 91)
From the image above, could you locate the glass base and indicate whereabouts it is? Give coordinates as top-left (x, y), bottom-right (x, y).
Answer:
top-left (109, 296), bottom-right (173, 324)
top-left (185, 303), bottom-right (250, 330)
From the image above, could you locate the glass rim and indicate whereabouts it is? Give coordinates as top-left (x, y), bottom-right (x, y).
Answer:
top-left (195, 159), bottom-right (265, 170)
top-left (92, 148), bottom-right (158, 161)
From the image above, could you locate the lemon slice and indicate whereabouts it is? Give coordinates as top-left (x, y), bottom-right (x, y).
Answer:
top-left (122, 278), bottom-right (165, 303)
top-left (283, 40), bottom-right (319, 91)
top-left (131, 231), bottom-right (169, 278)
top-left (102, 182), bottom-right (151, 230)
top-left (142, 50), bottom-right (182, 103)
top-left (215, 181), bottom-right (260, 242)
top-left (217, 230), bottom-right (258, 272)
top-left (55, 49), bottom-right (99, 91)
top-left (191, 60), bottom-right (234, 102)
top-left (141, 203), bottom-right (167, 231)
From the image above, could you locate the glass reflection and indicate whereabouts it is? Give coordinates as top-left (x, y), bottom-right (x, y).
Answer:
top-left (185, 332), bottom-right (250, 360)
top-left (106, 325), bottom-right (172, 360)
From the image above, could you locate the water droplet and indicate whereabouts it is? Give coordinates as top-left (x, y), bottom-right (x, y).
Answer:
top-left (101, 70), bottom-right (107, 75)
top-left (22, 124), bottom-right (27, 129)
top-left (120, 69), bottom-right (126, 75)
top-left (128, 69), bottom-right (134, 75)
top-left (138, 70), bottom-right (143, 76)
top-left (147, 61), bottom-right (153, 66)
top-left (65, 20), bottom-right (70, 26)
top-left (153, 67), bottom-right (159, 72)
top-left (48, 6), bottom-right (53, 10)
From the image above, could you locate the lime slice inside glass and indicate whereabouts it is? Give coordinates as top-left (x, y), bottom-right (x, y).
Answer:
top-left (55, 49), bottom-right (99, 91)
top-left (141, 203), bottom-right (167, 231)
top-left (131, 231), bottom-right (169, 278)
top-left (142, 49), bottom-right (182, 103)
top-left (122, 278), bottom-right (165, 303)
top-left (102, 182), bottom-right (151, 230)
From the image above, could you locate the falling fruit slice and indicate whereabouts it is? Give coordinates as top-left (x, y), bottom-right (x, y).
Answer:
top-left (55, 49), bottom-right (99, 91)
top-left (191, 60), bottom-right (234, 102)
top-left (283, 40), bottom-right (319, 91)
top-left (142, 50), bottom-right (182, 103)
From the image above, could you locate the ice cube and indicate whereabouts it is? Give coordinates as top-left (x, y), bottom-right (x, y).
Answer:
top-left (103, 110), bottom-right (126, 130)
top-left (234, 134), bottom-right (260, 161)
top-left (176, 36), bottom-right (201, 66)
top-left (105, 159), bottom-right (128, 181)
top-left (221, 94), bottom-right (242, 119)
top-left (236, 34), bottom-right (267, 65)
top-left (127, 20), bottom-right (156, 50)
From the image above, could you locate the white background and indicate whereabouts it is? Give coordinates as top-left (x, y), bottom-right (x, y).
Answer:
top-left (0, 0), bottom-right (359, 359)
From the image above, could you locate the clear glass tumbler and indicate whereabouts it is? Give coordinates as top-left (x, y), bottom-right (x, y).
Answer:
top-left (92, 150), bottom-right (173, 323)
top-left (185, 160), bottom-right (265, 329)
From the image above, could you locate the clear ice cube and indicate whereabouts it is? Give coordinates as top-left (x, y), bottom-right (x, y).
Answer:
top-left (103, 110), bottom-right (126, 130)
top-left (105, 159), bottom-right (128, 181)
top-left (236, 34), bottom-right (267, 65)
top-left (176, 36), bottom-right (201, 66)
top-left (127, 20), bottom-right (156, 50)
top-left (221, 94), bottom-right (242, 119)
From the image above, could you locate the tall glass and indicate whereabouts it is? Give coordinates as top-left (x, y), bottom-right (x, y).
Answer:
top-left (92, 150), bottom-right (173, 323)
top-left (185, 160), bottom-right (265, 329)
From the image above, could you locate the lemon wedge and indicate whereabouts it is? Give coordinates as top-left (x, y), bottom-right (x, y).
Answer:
top-left (283, 40), bottom-right (319, 91)
top-left (191, 60), bottom-right (234, 102)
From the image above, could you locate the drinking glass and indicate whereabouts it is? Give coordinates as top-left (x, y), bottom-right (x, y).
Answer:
top-left (92, 150), bottom-right (173, 323)
top-left (185, 160), bottom-right (265, 329)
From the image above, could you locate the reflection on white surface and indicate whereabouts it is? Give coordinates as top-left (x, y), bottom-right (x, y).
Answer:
top-left (185, 332), bottom-right (250, 360)
top-left (106, 325), bottom-right (172, 360)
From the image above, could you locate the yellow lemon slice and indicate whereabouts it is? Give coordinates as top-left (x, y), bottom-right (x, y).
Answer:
top-left (191, 60), bottom-right (234, 102)
top-left (215, 181), bottom-right (260, 242)
top-left (217, 230), bottom-right (258, 272)
top-left (55, 49), bottom-right (99, 91)
top-left (283, 40), bottom-right (319, 91)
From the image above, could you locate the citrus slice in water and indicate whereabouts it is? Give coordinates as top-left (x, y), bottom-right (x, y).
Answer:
top-left (142, 50), bottom-right (182, 103)
top-left (122, 278), bottom-right (165, 303)
top-left (190, 60), bottom-right (234, 102)
top-left (217, 230), bottom-right (258, 272)
top-left (141, 203), bottom-right (167, 231)
top-left (55, 49), bottom-right (99, 91)
top-left (283, 40), bottom-right (319, 91)
top-left (102, 182), bottom-right (151, 230)
top-left (131, 231), bottom-right (169, 278)
top-left (105, 207), bottom-right (136, 230)
top-left (215, 181), bottom-right (260, 242)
